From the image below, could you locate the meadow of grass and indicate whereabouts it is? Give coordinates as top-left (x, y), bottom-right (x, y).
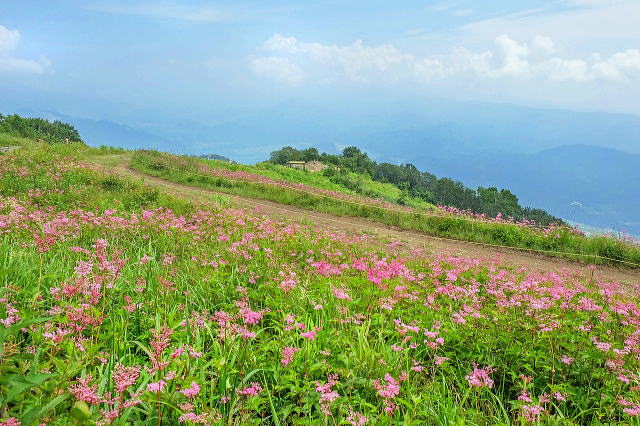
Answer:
top-left (191, 156), bottom-right (432, 210)
top-left (0, 132), bottom-right (31, 148)
top-left (1, 140), bottom-right (640, 424)
top-left (131, 150), bottom-right (640, 267)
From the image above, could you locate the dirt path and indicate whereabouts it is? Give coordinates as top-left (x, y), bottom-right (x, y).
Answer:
top-left (109, 159), bottom-right (639, 287)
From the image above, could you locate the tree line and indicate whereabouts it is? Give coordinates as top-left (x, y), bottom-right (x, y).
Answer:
top-left (0, 113), bottom-right (83, 144)
top-left (269, 146), bottom-right (563, 226)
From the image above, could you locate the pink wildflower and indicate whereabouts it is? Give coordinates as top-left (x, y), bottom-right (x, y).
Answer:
top-left (281, 346), bottom-right (301, 366)
top-left (178, 412), bottom-right (197, 423)
top-left (180, 382), bottom-right (201, 399)
top-left (411, 360), bottom-right (424, 372)
top-left (315, 374), bottom-right (340, 416)
top-left (465, 363), bottom-right (496, 388)
top-left (74, 261), bottom-right (93, 277)
top-left (179, 402), bottom-right (194, 411)
top-left (242, 309), bottom-right (263, 325)
top-left (301, 327), bottom-right (321, 340)
top-left (434, 355), bottom-right (449, 365)
top-left (373, 374), bottom-right (400, 399)
top-left (332, 287), bottom-right (352, 301)
top-left (147, 380), bottom-right (167, 393)
top-left (518, 390), bottom-right (532, 403)
top-left (112, 364), bottom-right (140, 394)
top-left (521, 404), bottom-right (544, 422)
top-left (373, 373), bottom-right (401, 415)
top-left (171, 346), bottom-right (185, 359)
top-left (346, 410), bottom-right (368, 425)
top-left (70, 376), bottom-right (102, 404)
top-left (625, 406), bottom-right (640, 416)
top-left (561, 355), bottom-right (574, 365)
top-left (0, 302), bottom-right (20, 327)
top-left (554, 392), bottom-right (568, 402)
top-left (238, 382), bottom-right (262, 397)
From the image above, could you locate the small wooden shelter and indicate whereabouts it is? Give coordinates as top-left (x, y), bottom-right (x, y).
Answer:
top-left (286, 161), bottom-right (307, 170)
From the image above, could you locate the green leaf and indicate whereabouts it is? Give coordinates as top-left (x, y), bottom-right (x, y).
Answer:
top-left (2, 372), bottom-right (55, 403)
top-left (20, 393), bottom-right (69, 424)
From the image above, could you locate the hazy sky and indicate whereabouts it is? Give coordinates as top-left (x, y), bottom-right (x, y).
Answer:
top-left (1, 0), bottom-right (639, 118)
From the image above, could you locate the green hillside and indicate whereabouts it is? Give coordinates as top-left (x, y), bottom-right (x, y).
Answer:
top-left (131, 149), bottom-right (640, 267)
top-left (194, 156), bottom-right (433, 210)
top-left (1, 130), bottom-right (640, 425)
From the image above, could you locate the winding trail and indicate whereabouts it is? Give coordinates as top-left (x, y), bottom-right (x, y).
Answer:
top-left (99, 155), bottom-right (640, 287)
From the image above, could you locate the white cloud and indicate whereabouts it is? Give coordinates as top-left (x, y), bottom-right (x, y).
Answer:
top-left (251, 33), bottom-right (640, 86)
top-left (531, 35), bottom-right (555, 55)
top-left (258, 34), bottom-right (414, 83)
top-left (490, 34), bottom-right (531, 79)
top-left (262, 34), bottom-right (300, 53)
top-left (592, 49), bottom-right (640, 81)
top-left (414, 57), bottom-right (446, 81)
top-left (0, 25), bottom-right (19, 51)
top-left (539, 58), bottom-right (591, 82)
top-left (92, 2), bottom-right (224, 22)
top-left (0, 25), bottom-right (49, 74)
top-left (248, 56), bottom-right (304, 86)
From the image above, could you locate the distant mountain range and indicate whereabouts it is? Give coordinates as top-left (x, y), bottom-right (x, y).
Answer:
top-left (2, 98), bottom-right (638, 234)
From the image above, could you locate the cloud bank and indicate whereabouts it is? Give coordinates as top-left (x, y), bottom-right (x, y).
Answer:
top-left (249, 33), bottom-right (640, 87)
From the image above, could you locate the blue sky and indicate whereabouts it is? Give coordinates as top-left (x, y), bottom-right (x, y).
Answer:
top-left (1, 0), bottom-right (639, 119)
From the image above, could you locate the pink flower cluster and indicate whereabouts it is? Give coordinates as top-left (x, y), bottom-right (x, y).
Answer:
top-left (238, 382), bottom-right (263, 397)
top-left (373, 374), bottom-right (400, 414)
top-left (315, 374), bottom-right (341, 416)
top-left (465, 364), bottom-right (496, 389)
top-left (281, 346), bottom-right (301, 366)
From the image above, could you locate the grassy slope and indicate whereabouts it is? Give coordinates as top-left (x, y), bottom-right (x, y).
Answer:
top-left (131, 150), bottom-right (640, 267)
top-left (3, 137), bottom-right (640, 425)
top-left (193, 157), bottom-right (432, 210)
top-left (0, 132), bottom-right (31, 147)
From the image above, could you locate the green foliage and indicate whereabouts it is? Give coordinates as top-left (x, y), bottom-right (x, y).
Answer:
top-left (268, 145), bottom-right (563, 226)
top-left (269, 146), bottom-right (321, 164)
top-left (0, 113), bottom-right (83, 144)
